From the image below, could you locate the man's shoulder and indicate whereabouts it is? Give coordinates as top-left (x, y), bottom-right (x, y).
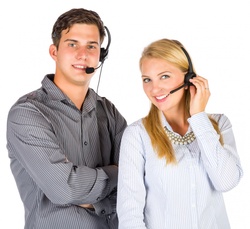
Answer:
top-left (95, 93), bottom-right (127, 129)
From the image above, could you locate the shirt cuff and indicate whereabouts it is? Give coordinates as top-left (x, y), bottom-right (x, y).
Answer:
top-left (188, 112), bottom-right (215, 135)
top-left (102, 165), bottom-right (118, 193)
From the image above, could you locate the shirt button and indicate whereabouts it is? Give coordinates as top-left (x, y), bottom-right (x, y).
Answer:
top-left (101, 210), bottom-right (106, 214)
top-left (84, 141), bottom-right (88, 145)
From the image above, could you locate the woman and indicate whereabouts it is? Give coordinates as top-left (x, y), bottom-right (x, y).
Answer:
top-left (117, 39), bottom-right (243, 229)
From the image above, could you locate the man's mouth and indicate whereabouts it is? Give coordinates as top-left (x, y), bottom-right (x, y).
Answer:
top-left (73, 64), bottom-right (86, 70)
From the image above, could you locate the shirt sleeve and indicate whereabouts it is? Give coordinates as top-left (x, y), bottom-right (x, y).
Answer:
top-left (117, 123), bottom-right (147, 229)
top-left (93, 98), bottom-right (127, 215)
top-left (188, 112), bottom-right (243, 192)
top-left (7, 102), bottom-right (117, 206)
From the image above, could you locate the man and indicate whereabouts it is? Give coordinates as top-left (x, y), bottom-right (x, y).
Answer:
top-left (7, 8), bottom-right (127, 229)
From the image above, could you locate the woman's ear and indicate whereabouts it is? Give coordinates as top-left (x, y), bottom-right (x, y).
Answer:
top-left (49, 44), bottom-right (57, 61)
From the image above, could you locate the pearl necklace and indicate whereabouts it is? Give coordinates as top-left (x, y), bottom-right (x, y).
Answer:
top-left (164, 127), bottom-right (196, 145)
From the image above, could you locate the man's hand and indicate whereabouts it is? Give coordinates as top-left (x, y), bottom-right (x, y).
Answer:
top-left (79, 204), bottom-right (94, 209)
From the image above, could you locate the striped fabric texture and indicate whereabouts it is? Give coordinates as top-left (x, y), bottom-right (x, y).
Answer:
top-left (7, 74), bottom-right (127, 229)
top-left (117, 112), bottom-right (243, 229)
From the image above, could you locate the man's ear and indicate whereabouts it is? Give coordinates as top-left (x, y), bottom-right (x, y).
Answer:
top-left (49, 44), bottom-right (57, 60)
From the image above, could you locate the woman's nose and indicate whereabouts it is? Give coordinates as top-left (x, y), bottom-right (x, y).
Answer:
top-left (151, 82), bottom-right (163, 93)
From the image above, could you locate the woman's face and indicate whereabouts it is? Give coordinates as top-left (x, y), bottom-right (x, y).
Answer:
top-left (141, 57), bottom-right (186, 114)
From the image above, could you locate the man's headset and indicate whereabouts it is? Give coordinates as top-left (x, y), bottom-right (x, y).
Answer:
top-left (85, 26), bottom-right (111, 74)
top-left (169, 46), bottom-right (196, 94)
top-left (99, 26), bottom-right (111, 63)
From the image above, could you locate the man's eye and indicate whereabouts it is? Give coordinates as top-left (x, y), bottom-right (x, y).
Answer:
top-left (88, 45), bottom-right (97, 50)
top-left (69, 43), bottom-right (76, 47)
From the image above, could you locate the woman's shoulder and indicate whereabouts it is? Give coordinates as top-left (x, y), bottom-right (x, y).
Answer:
top-left (127, 119), bottom-right (145, 128)
top-left (208, 113), bottom-right (232, 128)
top-left (208, 113), bottom-right (229, 121)
top-left (124, 119), bottom-right (146, 135)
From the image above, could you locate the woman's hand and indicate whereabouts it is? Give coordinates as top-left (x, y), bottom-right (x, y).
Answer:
top-left (189, 75), bottom-right (210, 116)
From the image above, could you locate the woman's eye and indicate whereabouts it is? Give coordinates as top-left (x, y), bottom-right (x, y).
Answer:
top-left (162, 75), bottom-right (170, 79)
top-left (143, 78), bottom-right (151, 83)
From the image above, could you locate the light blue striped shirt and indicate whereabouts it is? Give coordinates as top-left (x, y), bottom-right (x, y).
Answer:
top-left (117, 112), bottom-right (243, 229)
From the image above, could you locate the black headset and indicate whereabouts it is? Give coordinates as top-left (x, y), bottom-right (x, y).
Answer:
top-left (181, 47), bottom-right (196, 86)
top-left (169, 46), bottom-right (196, 95)
top-left (99, 26), bottom-right (111, 63)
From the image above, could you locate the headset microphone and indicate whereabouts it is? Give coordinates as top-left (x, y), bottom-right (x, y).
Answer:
top-left (85, 67), bottom-right (95, 74)
top-left (85, 63), bottom-right (103, 74)
top-left (169, 46), bottom-right (196, 95)
top-left (85, 26), bottom-right (111, 74)
top-left (169, 84), bottom-right (186, 94)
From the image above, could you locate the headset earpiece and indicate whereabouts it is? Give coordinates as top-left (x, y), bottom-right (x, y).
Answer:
top-left (181, 47), bottom-right (196, 86)
top-left (99, 26), bottom-right (111, 63)
top-left (184, 72), bottom-right (196, 86)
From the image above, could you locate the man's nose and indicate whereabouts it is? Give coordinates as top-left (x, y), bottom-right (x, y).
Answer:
top-left (76, 47), bottom-right (88, 60)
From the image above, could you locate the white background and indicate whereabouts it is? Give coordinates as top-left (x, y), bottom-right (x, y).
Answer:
top-left (1, 0), bottom-right (249, 228)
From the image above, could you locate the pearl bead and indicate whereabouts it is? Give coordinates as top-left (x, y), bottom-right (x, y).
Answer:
top-left (164, 127), bottom-right (196, 145)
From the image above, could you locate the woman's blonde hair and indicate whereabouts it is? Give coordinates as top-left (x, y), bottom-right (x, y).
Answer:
top-left (140, 39), bottom-right (223, 164)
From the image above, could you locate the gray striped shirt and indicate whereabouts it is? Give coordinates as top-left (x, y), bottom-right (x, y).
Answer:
top-left (7, 74), bottom-right (127, 229)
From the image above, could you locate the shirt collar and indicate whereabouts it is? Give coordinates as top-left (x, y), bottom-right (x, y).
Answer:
top-left (160, 111), bottom-right (192, 133)
top-left (41, 74), bottom-right (98, 113)
top-left (160, 111), bottom-right (173, 131)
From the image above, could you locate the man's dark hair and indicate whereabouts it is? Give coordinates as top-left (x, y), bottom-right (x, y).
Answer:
top-left (51, 8), bottom-right (106, 48)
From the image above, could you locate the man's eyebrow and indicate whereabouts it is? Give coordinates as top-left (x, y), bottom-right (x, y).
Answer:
top-left (88, 41), bottom-right (100, 46)
top-left (64, 39), bottom-right (77, 43)
top-left (63, 39), bottom-right (99, 45)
